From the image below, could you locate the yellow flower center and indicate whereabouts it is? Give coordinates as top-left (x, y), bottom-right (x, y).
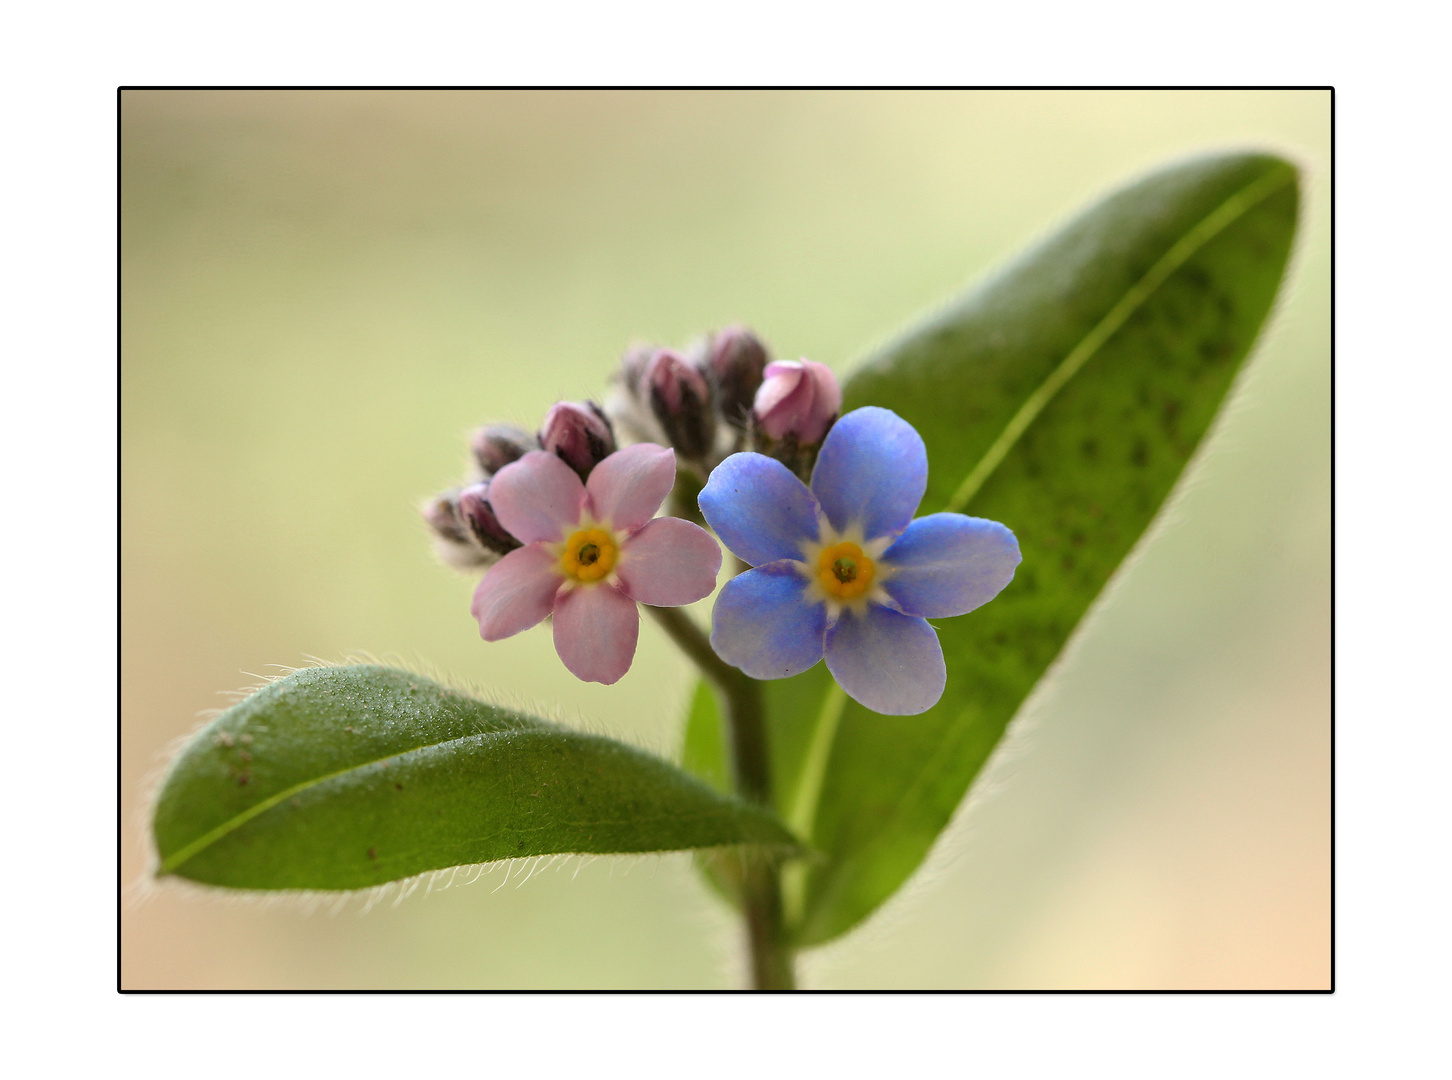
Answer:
top-left (817, 540), bottom-right (874, 600)
top-left (561, 527), bottom-right (618, 583)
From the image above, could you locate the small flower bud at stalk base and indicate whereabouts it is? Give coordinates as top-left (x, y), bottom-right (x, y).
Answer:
top-left (539, 401), bottom-right (615, 480)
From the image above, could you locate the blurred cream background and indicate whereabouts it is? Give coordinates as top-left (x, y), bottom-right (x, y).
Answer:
top-left (122, 90), bottom-right (1329, 989)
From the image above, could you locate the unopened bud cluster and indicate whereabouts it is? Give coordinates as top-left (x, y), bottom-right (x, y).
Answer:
top-left (606, 325), bottom-right (839, 481)
top-left (425, 403), bottom-right (617, 571)
top-left (426, 326), bottom-right (841, 571)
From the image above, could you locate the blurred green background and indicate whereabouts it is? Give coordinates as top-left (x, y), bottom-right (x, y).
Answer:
top-left (122, 90), bottom-right (1329, 989)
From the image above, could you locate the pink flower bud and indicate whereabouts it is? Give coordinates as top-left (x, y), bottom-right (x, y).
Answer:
top-left (706, 325), bottom-right (769, 429)
top-left (646, 348), bottom-right (715, 460)
top-left (470, 424), bottom-right (538, 477)
top-left (457, 481), bottom-right (523, 555)
top-left (538, 401), bottom-right (615, 480)
top-left (752, 359), bottom-right (841, 445)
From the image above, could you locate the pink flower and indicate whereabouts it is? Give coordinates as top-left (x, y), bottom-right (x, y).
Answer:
top-left (470, 443), bottom-right (722, 684)
top-left (752, 359), bottom-right (841, 444)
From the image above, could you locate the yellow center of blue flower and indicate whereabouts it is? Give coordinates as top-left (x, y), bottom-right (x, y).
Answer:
top-left (561, 528), bottom-right (617, 583)
top-left (817, 541), bottom-right (874, 600)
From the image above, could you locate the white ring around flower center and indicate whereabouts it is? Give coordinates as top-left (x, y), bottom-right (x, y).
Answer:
top-left (795, 519), bottom-right (895, 620)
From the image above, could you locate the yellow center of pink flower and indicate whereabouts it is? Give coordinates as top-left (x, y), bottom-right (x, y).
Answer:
top-left (817, 541), bottom-right (874, 601)
top-left (561, 527), bottom-right (617, 583)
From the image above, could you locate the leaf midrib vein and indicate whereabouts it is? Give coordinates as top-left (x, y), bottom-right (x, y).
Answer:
top-left (158, 726), bottom-right (533, 874)
top-left (803, 161), bottom-right (1295, 929)
top-left (943, 161), bottom-right (1295, 515)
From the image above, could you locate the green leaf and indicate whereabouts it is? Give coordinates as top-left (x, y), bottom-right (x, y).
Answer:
top-left (684, 151), bottom-right (1299, 945)
top-left (153, 664), bottom-right (798, 890)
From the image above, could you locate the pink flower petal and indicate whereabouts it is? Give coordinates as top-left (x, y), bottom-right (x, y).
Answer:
top-left (488, 450), bottom-right (586, 543)
top-left (753, 361), bottom-right (804, 419)
top-left (615, 517), bottom-right (722, 607)
top-left (552, 583), bottom-right (640, 684)
top-left (470, 543), bottom-right (565, 641)
top-left (584, 442), bottom-right (676, 532)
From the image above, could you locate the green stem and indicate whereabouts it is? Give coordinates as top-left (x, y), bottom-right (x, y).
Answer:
top-left (645, 605), bottom-right (795, 990)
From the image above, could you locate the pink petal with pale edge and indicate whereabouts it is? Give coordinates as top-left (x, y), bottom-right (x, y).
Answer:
top-left (552, 583), bottom-right (640, 684)
top-left (615, 517), bottom-right (722, 606)
top-left (488, 451), bottom-right (586, 543)
top-left (470, 544), bottom-right (564, 640)
top-left (753, 362), bottom-right (804, 419)
top-left (585, 443), bottom-right (675, 533)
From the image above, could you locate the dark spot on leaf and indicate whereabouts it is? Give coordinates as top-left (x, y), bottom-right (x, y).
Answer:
top-left (516, 840), bottom-right (525, 850)
top-left (1080, 438), bottom-right (1098, 461)
top-left (236, 772), bottom-right (251, 786)
top-left (1199, 337), bottom-right (1232, 364)
top-left (394, 782), bottom-right (403, 791)
top-left (1070, 530), bottom-right (1086, 547)
top-left (1061, 553), bottom-right (1076, 571)
top-left (367, 846), bottom-right (377, 860)
top-left (1130, 439), bottom-right (1149, 467)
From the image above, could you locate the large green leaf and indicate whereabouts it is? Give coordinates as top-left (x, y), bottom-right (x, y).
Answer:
top-left (684, 151), bottom-right (1299, 945)
top-left (153, 665), bottom-right (797, 890)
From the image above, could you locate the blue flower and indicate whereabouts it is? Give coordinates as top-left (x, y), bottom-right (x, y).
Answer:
top-left (698, 406), bottom-right (1021, 715)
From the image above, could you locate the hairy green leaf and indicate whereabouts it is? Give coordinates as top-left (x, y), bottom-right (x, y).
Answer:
top-left (153, 665), bottom-right (798, 890)
top-left (684, 151), bottom-right (1299, 945)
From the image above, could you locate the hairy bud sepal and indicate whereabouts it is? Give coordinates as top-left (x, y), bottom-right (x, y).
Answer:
top-left (470, 425), bottom-right (538, 478)
top-left (423, 481), bottom-right (522, 572)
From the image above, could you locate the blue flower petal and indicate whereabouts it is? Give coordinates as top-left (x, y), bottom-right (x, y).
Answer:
top-left (810, 407), bottom-right (927, 540)
top-left (698, 452), bottom-right (821, 566)
top-left (881, 513), bottom-right (1022, 618)
top-left (710, 562), bottom-right (826, 680)
top-left (824, 604), bottom-right (945, 715)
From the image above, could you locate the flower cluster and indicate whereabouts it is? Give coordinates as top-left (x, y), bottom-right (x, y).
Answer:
top-left (698, 407), bottom-right (1021, 715)
top-left (427, 329), bottom-right (1018, 704)
top-left (605, 326), bottom-right (841, 483)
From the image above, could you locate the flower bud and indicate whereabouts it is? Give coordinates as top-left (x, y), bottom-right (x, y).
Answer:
top-left (706, 326), bottom-right (769, 429)
top-left (646, 348), bottom-right (715, 461)
top-left (424, 493), bottom-right (472, 548)
top-left (457, 481), bottom-right (523, 556)
top-left (618, 341), bottom-right (657, 394)
top-left (752, 359), bottom-right (841, 445)
top-left (424, 491), bottom-right (492, 571)
top-left (539, 400), bottom-right (615, 480)
top-left (470, 424), bottom-right (537, 477)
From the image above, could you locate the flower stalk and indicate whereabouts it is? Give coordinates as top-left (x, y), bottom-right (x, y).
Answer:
top-left (644, 604), bottom-right (796, 990)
